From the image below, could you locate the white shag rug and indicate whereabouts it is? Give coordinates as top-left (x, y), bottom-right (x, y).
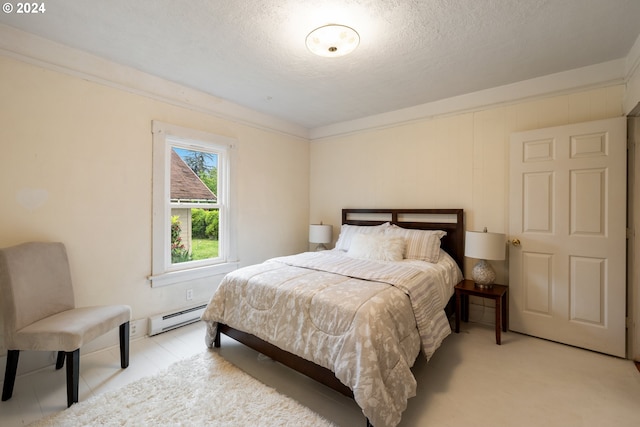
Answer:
top-left (30, 351), bottom-right (337, 426)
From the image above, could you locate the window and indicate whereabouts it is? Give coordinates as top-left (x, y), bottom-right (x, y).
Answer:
top-left (150, 121), bottom-right (237, 287)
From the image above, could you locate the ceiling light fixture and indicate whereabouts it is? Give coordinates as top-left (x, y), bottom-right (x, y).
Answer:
top-left (305, 24), bottom-right (360, 58)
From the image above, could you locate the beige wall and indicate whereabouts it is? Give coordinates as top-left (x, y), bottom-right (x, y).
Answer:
top-left (1, 47), bottom-right (637, 366)
top-left (310, 85), bottom-right (626, 284)
top-left (627, 53), bottom-right (640, 360)
top-left (0, 56), bottom-right (310, 333)
top-left (624, 35), bottom-right (640, 115)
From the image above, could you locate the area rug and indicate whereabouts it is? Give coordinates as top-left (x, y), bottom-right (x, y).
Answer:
top-left (30, 351), bottom-right (337, 426)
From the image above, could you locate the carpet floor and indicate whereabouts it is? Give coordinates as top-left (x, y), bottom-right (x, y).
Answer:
top-left (29, 350), bottom-right (336, 426)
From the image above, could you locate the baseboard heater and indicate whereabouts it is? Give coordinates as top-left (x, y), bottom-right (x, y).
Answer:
top-left (149, 303), bottom-right (207, 336)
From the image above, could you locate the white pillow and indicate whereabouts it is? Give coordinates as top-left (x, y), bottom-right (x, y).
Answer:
top-left (347, 233), bottom-right (405, 262)
top-left (384, 225), bottom-right (446, 263)
top-left (334, 222), bottom-right (390, 252)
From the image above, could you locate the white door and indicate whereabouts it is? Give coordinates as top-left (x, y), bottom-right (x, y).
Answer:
top-left (509, 117), bottom-right (626, 357)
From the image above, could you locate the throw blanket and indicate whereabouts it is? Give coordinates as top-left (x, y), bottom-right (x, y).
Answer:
top-left (203, 251), bottom-right (457, 427)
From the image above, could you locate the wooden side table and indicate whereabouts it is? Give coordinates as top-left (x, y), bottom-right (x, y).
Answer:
top-left (454, 279), bottom-right (508, 345)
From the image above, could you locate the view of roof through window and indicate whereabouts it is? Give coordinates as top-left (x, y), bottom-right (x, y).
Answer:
top-left (170, 148), bottom-right (217, 203)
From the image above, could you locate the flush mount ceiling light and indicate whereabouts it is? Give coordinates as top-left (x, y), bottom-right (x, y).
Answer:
top-left (305, 24), bottom-right (360, 58)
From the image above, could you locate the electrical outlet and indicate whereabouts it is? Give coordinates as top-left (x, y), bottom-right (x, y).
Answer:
top-left (186, 289), bottom-right (193, 301)
top-left (130, 322), bottom-right (137, 336)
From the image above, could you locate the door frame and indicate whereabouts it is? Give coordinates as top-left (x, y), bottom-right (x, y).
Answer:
top-left (629, 113), bottom-right (640, 361)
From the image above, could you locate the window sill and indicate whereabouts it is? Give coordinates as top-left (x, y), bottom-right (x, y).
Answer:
top-left (149, 261), bottom-right (239, 288)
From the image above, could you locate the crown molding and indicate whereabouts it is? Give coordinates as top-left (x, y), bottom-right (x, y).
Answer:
top-left (310, 59), bottom-right (626, 140)
top-left (1, 24), bottom-right (633, 142)
top-left (0, 24), bottom-right (309, 140)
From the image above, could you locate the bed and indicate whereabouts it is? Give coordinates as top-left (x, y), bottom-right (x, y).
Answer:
top-left (202, 208), bottom-right (464, 427)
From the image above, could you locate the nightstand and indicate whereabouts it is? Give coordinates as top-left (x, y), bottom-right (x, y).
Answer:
top-left (454, 279), bottom-right (508, 345)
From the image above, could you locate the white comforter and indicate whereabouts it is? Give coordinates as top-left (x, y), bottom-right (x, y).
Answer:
top-left (202, 250), bottom-right (462, 427)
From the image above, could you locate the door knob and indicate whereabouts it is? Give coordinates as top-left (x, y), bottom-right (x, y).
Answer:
top-left (511, 238), bottom-right (521, 247)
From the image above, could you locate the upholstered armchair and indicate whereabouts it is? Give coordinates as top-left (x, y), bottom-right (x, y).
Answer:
top-left (0, 242), bottom-right (131, 407)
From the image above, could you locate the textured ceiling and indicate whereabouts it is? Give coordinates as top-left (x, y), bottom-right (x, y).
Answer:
top-left (1, 0), bottom-right (639, 130)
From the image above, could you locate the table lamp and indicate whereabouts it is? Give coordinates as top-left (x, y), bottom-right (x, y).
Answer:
top-left (309, 223), bottom-right (332, 251)
top-left (465, 228), bottom-right (506, 288)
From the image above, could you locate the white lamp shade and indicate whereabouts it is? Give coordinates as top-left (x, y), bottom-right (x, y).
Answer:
top-left (465, 230), bottom-right (506, 261)
top-left (309, 224), bottom-right (332, 244)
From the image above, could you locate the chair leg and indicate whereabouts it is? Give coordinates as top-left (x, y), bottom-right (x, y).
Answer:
top-left (55, 351), bottom-right (65, 370)
top-left (2, 350), bottom-right (20, 401)
top-left (119, 322), bottom-right (130, 369)
top-left (65, 349), bottom-right (79, 407)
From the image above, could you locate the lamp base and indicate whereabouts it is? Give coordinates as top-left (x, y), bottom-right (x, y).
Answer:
top-left (474, 282), bottom-right (494, 289)
top-left (471, 259), bottom-right (496, 288)
top-left (315, 243), bottom-right (328, 251)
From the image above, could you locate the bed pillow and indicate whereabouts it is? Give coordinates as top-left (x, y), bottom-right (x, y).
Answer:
top-left (334, 222), bottom-right (390, 252)
top-left (384, 225), bottom-right (446, 263)
top-left (347, 233), bottom-right (405, 262)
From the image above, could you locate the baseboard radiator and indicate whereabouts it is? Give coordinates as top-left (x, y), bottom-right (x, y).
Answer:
top-left (149, 303), bottom-right (207, 336)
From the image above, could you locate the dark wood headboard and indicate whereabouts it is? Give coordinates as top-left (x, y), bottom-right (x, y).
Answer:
top-left (342, 208), bottom-right (465, 269)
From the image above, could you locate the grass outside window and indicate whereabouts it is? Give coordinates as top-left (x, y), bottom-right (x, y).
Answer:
top-left (191, 238), bottom-right (218, 260)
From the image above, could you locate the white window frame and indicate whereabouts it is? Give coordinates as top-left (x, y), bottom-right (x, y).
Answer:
top-left (150, 121), bottom-right (238, 287)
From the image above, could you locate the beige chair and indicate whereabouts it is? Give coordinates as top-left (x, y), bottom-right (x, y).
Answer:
top-left (0, 242), bottom-right (131, 407)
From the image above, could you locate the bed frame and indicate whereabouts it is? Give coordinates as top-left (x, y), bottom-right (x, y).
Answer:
top-left (214, 208), bottom-right (464, 421)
